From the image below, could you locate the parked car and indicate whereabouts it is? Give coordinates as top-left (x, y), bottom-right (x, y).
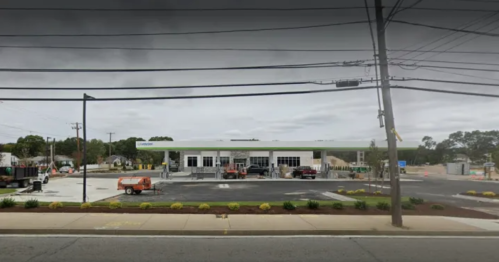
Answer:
top-left (246, 165), bottom-right (269, 176)
top-left (59, 166), bottom-right (71, 173)
top-left (292, 166), bottom-right (317, 179)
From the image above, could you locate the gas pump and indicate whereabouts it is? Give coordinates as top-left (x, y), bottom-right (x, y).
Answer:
top-left (216, 160), bottom-right (221, 180)
top-left (271, 163), bottom-right (276, 179)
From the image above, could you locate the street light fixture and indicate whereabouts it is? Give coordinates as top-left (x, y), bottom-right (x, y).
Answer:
top-left (82, 93), bottom-right (95, 203)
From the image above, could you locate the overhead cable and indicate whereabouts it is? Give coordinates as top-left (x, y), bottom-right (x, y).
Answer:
top-left (1, 85), bottom-right (498, 102)
top-left (0, 6), bottom-right (495, 12)
top-left (0, 21), bottom-right (369, 37)
top-left (391, 19), bottom-right (499, 37)
top-left (0, 60), bottom-right (369, 73)
top-left (0, 80), bottom-right (325, 90)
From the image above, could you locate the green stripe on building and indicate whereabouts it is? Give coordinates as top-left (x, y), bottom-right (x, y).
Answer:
top-left (137, 147), bottom-right (417, 151)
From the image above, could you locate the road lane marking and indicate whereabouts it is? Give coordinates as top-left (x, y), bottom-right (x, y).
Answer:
top-left (218, 184), bottom-right (229, 188)
top-left (364, 184), bottom-right (390, 189)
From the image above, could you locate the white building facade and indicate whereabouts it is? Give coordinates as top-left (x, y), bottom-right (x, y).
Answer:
top-left (136, 140), bottom-right (420, 174)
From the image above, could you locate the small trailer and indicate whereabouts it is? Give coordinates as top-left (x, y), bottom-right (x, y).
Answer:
top-left (117, 176), bottom-right (152, 195)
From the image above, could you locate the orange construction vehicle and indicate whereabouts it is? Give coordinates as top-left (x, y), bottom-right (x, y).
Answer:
top-left (117, 176), bottom-right (152, 195)
top-left (222, 164), bottom-right (247, 179)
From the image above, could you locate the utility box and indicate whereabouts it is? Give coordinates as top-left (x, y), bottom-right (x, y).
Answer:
top-left (446, 162), bottom-right (470, 176)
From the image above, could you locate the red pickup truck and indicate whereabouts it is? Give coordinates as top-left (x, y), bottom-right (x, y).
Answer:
top-left (292, 166), bottom-right (317, 179)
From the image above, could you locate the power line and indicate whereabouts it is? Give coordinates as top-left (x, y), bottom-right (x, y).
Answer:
top-left (2, 45), bottom-right (499, 55)
top-left (390, 62), bottom-right (499, 72)
top-left (0, 80), bottom-right (329, 90)
top-left (363, 0), bottom-right (383, 115)
top-left (0, 123), bottom-right (70, 138)
top-left (390, 57), bottom-right (499, 67)
top-left (0, 60), bottom-right (370, 73)
top-left (0, 7), bottom-right (369, 11)
top-left (420, 67), bottom-right (499, 82)
top-left (411, 15), bottom-right (499, 63)
top-left (391, 19), bottom-right (499, 37)
top-left (394, 85), bottom-right (499, 98)
top-left (0, 6), bottom-right (496, 12)
top-left (0, 85), bottom-right (498, 102)
top-left (390, 12), bottom-right (498, 61)
top-left (0, 86), bottom-right (378, 101)
top-left (390, 76), bottom-right (499, 87)
top-left (384, 0), bottom-right (405, 29)
top-left (0, 20), bottom-right (369, 37)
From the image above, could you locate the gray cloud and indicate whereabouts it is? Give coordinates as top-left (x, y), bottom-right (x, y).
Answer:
top-left (1, 0), bottom-right (498, 144)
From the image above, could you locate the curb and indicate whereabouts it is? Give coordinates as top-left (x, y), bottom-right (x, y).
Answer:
top-left (452, 194), bottom-right (499, 203)
top-left (1, 229), bottom-right (499, 236)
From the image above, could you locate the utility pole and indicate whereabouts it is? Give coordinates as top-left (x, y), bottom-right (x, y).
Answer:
top-left (375, 0), bottom-right (403, 227)
top-left (45, 136), bottom-right (51, 169)
top-left (72, 123), bottom-right (82, 172)
top-left (107, 132), bottom-right (115, 170)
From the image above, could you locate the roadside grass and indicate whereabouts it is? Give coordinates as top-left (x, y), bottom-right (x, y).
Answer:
top-left (0, 189), bottom-right (16, 195)
top-left (28, 196), bottom-right (409, 208)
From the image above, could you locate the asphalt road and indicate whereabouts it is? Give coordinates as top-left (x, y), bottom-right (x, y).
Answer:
top-left (2, 236), bottom-right (499, 262)
top-left (117, 179), bottom-right (499, 208)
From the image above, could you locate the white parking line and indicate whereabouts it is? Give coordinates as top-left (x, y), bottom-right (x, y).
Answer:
top-left (218, 184), bottom-right (230, 189)
top-left (364, 184), bottom-right (391, 189)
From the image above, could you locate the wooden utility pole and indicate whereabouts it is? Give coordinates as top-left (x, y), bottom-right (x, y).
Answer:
top-left (72, 123), bottom-right (82, 172)
top-left (107, 132), bottom-right (115, 170)
top-left (375, 0), bottom-right (403, 227)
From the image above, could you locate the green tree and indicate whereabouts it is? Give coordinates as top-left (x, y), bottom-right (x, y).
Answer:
top-left (12, 135), bottom-right (46, 158)
top-left (114, 137), bottom-right (145, 160)
top-left (86, 139), bottom-right (106, 164)
top-left (366, 140), bottom-right (383, 192)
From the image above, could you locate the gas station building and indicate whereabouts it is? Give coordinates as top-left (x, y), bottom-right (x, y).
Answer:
top-left (136, 140), bottom-right (420, 175)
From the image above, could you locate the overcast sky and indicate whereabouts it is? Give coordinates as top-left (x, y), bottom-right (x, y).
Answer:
top-left (0, 0), bottom-right (499, 144)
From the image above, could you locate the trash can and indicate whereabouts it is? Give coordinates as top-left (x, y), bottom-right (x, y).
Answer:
top-left (33, 180), bottom-right (42, 192)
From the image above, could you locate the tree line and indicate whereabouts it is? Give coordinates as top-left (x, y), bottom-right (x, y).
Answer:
top-left (0, 135), bottom-right (179, 167)
top-left (314, 130), bottom-right (499, 167)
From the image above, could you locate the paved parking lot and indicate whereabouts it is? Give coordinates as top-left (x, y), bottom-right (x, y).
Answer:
top-left (116, 179), bottom-right (499, 209)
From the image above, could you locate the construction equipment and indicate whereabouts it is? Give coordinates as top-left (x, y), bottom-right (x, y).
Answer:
top-left (117, 176), bottom-right (152, 195)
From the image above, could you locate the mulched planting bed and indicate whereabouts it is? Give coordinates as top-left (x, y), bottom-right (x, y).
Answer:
top-left (1, 202), bottom-right (496, 219)
top-left (460, 192), bottom-right (499, 199)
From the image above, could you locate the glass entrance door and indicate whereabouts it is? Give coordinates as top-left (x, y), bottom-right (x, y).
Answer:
top-left (233, 158), bottom-right (246, 170)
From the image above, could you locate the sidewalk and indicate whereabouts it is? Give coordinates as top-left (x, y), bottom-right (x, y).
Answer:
top-left (1, 213), bottom-right (499, 236)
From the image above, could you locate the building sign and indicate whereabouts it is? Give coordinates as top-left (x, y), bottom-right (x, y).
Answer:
top-left (138, 142), bottom-right (153, 146)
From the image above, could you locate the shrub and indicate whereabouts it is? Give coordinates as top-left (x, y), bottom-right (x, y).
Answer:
top-left (139, 202), bottom-right (152, 210)
top-left (122, 165), bottom-right (127, 171)
top-left (198, 203), bottom-right (210, 210)
top-left (170, 202), bottom-right (183, 210)
top-left (409, 197), bottom-right (425, 205)
top-left (80, 202), bottom-right (92, 209)
top-left (376, 201), bottom-right (390, 210)
top-left (109, 201), bottom-right (122, 209)
top-left (374, 191), bottom-right (382, 195)
top-left (48, 201), bottom-right (63, 209)
top-left (337, 189), bottom-right (344, 193)
top-left (354, 200), bottom-right (368, 210)
top-left (346, 190), bottom-right (356, 195)
top-left (430, 204), bottom-right (445, 210)
top-left (151, 165), bottom-right (156, 170)
top-left (355, 189), bottom-right (366, 193)
top-left (282, 201), bottom-right (296, 210)
top-left (259, 203), bottom-right (271, 211)
top-left (0, 197), bottom-right (16, 208)
top-left (228, 202), bottom-right (240, 211)
top-left (482, 191), bottom-right (496, 197)
top-left (307, 200), bottom-right (320, 209)
top-left (24, 199), bottom-right (39, 209)
top-left (466, 190), bottom-right (476, 195)
top-left (401, 202), bottom-right (415, 210)
top-left (332, 202), bottom-right (344, 210)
